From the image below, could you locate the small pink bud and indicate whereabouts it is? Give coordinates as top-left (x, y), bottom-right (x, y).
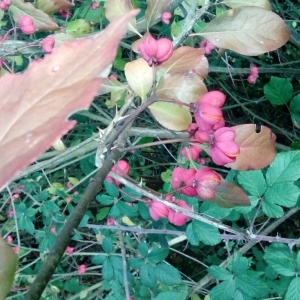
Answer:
top-left (19, 15), bottom-right (35, 34)
top-left (12, 193), bottom-right (19, 199)
top-left (78, 264), bottom-right (86, 274)
top-left (181, 145), bottom-right (202, 161)
top-left (247, 74), bottom-right (257, 84)
top-left (65, 196), bottom-right (72, 203)
top-left (250, 64), bottom-right (259, 77)
top-left (13, 246), bottom-right (19, 254)
top-left (50, 227), bottom-right (57, 235)
top-left (6, 235), bottom-right (13, 243)
top-left (42, 36), bottom-right (55, 53)
top-left (200, 39), bottom-right (217, 55)
top-left (60, 10), bottom-right (72, 18)
top-left (161, 12), bottom-right (172, 24)
top-left (148, 200), bottom-right (169, 220)
top-left (7, 209), bottom-right (14, 218)
top-left (107, 218), bottom-right (115, 226)
top-left (91, 1), bottom-right (100, 9)
top-left (109, 74), bottom-right (118, 80)
top-left (66, 246), bottom-right (74, 255)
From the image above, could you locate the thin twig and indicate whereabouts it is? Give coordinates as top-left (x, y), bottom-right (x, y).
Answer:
top-left (118, 231), bottom-right (130, 300)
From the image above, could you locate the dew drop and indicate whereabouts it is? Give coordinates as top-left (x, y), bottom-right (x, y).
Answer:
top-left (215, 38), bottom-right (221, 42)
top-left (52, 65), bottom-right (60, 72)
top-left (259, 40), bottom-right (264, 44)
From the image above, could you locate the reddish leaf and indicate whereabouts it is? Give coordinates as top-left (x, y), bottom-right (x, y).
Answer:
top-left (225, 124), bottom-right (277, 171)
top-left (9, 0), bottom-right (60, 31)
top-left (105, 0), bottom-right (139, 35)
top-left (193, 6), bottom-right (290, 56)
top-left (0, 236), bottom-right (17, 299)
top-left (223, 0), bottom-right (272, 10)
top-left (145, 0), bottom-right (172, 28)
top-left (36, 0), bottom-right (73, 15)
top-left (0, 10), bottom-right (138, 191)
top-left (208, 179), bottom-right (251, 208)
top-left (156, 73), bottom-right (207, 106)
top-left (158, 47), bottom-right (205, 76)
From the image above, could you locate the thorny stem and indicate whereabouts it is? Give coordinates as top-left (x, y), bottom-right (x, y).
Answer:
top-left (118, 231), bottom-right (130, 300)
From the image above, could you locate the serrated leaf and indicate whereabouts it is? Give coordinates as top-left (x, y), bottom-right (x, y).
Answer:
top-left (104, 180), bottom-right (120, 198)
top-left (121, 186), bottom-right (142, 202)
top-left (36, 0), bottom-right (72, 15)
top-left (96, 194), bottom-right (114, 205)
top-left (231, 255), bottom-right (248, 276)
top-left (209, 279), bottom-right (236, 300)
top-left (264, 77), bottom-right (293, 105)
top-left (125, 58), bottom-right (153, 101)
top-left (237, 170), bottom-right (266, 196)
top-left (0, 236), bottom-right (17, 300)
top-left (223, 0), bottom-right (272, 10)
top-left (149, 101), bottom-right (192, 131)
top-left (140, 263), bottom-right (156, 287)
top-left (264, 244), bottom-right (296, 276)
top-left (153, 290), bottom-right (188, 300)
top-left (208, 266), bottom-right (233, 281)
top-left (9, 0), bottom-right (59, 31)
top-left (102, 237), bottom-right (114, 254)
top-left (105, 0), bottom-right (139, 35)
top-left (266, 151), bottom-right (300, 185)
top-left (226, 124), bottom-right (276, 170)
top-left (147, 247), bottom-right (169, 264)
top-left (194, 6), bottom-right (290, 56)
top-left (138, 242), bottom-right (149, 256)
top-left (0, 11), bottom-right (138, 191)
top-left (210, 179), bottom-right (251, 208)
top-left (155, 263), bottom-right (182, 285)
top-left (156, 73), bottom-right (207, 106)
top-left (235, 275), bottom-right (269, 298)
top-left (186, 220), bottom-right (221, 246)
top-left (145, 0), bottom-right (172, 28)
top-left (285, 277), bottom-right (300, 300)
top-left (128, 257), bottom-right (144, 269)
top-left (264, 183), bottom-right (300, 208)
top-left (102, 257), bottom-right (114, 280)
top-left (262, 200), bottom-right (283, 218)
top-left (200, 201), bottom-right (232, 219)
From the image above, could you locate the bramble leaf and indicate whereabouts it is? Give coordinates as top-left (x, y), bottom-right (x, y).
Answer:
top-left (226, 124), bottom-right (277, 170)
top-left (0, 10), bottom-right (138, 191)
top-left (193, 6), bottom-right (290, 56)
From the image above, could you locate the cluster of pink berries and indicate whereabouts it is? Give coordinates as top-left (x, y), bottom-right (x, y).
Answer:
top-left (0, 0), bottom-right (11, 11)
top-left (200, 39), bottom-right (217, 55)
top-left (247, 64), bottom-right (259, 84)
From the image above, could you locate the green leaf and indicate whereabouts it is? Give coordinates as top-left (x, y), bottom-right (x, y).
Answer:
top-left (0, 236), bottom-right (17, 300)
top-left (121, 186), bottom-right (142, 202)
top-left (91, 255), bottom-right (107, 265)
top-left (264, 76), bottom-right (293, 105)
top-left (200, 201), bottom-right (232, 219)
top-left (138, 242), bottom-right (149, 257)
top-left (210, 279), bottom-right (236, 300)
top-left (102, 237), bottom-right (114, 254)
top-left (78, 214), bottom-right (89, 227)
top-left (104, 180), bottom-right (119, 197)
top-left (17, 213), bottom-right (35, 234)
top-left (147, 247), bottom-right (169, 264)
top-left (237, 170), bottom-right (266, 196)
top-left (290, 94), bottom-right (300, 127)
top-left (208, 266), bottom-right (233, 281)
top-left (235, 275), bottom-right (269, 298)
top-left (96, 194), bottom-right (114, 205)
top-left (153, 290), bottom-right (188, 300)
top-left (186, 220), bottom-right (221, 246)
top-left (40, 201), bottom-right (59, 218)
top-left (285, 277), bottom-right (300, 300)
top-left (264, 244), bottom-right (296, 276)
top-left (264, 183), bottom-right (300, 208)
top-left (102, 257), bottom-right (114, 281)
top-left (128, 258), bottom-right (144, 269)
top-left (262, 200), bottom-right (284, 218)
top-left (266, 151), bottom-right (300, 185)
top-left (140, 263), bottom-right (156, 287)
top-left (231, 255), bottom-right (249, 276)
top-left (96, 207), bottom-right (110, 221)
top-left (234, 195), bottom-right (259, 215)
top-left (155, 263), bottom-right (182, 285)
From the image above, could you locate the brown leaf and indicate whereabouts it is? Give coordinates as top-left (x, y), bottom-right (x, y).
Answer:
top-left (0, 10), bottom-right (139, 191)
top-left (193, 6), bottom-right (290, 56)
top-left (225, 124), bottom-right (277, 170)
top-left (149, 102), bottom-right (192, 131)
top-left (208, 179), bottom-right (251, 208)
top-left (36, 0), bottom-right (73, 15)
top-left (156, 73), bottom-right (207, 107)
top-left (0, 236), bottom-right (17, 300)
top-left (145, 0), bottom-right (172, 28)
top-left (125, 58), bottom-right (153, 101)
top-left (223, 0), bottom-right (272, 10)
top-left (105, 0), bottom-right (140, 35)
top-left (158, 47), bottom-right (205, 76)
top-left (10, 0), bottom-right (60, 31)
